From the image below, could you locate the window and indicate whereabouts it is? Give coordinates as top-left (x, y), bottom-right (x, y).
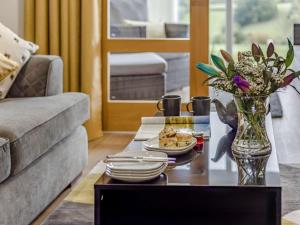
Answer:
top-left (210, 0), bottom-right (300, 56)
top-left (102, 0), bottom-right (209, 131)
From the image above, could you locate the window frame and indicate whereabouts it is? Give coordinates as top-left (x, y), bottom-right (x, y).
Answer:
top-left (101, 0), bottom-right (209, 131)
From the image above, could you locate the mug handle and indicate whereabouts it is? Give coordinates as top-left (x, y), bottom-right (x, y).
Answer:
top-left (186, 101), bottom-right (194, 114)
top-left (156, 98), bottom-right (164, 111)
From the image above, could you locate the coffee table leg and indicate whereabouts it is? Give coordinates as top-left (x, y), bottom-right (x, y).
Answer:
top-left (95, 187), bottom-right (101, 225)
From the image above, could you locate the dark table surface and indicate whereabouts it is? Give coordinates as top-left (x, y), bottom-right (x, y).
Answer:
top-left (95, 113), bottom-right (280, 188)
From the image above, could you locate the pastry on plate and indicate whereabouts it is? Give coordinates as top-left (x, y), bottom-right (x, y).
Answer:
top-left (159, 127), bottom-right (193, 148)
top-left (176, 132), bottom-right (193, 142)
top-left (159, 136), bottom-right (177, 148)
top-left (159, 127), bottom-right (176, 139)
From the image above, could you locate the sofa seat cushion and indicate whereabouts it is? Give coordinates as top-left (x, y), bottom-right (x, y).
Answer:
top-left (110, 53), bottom-right (167, 76)
top-left (0, 93), bottom-right (89, 175)
top-left (0, 138), bottom-right (10, 183)
top-left (158, 53), bottom-right (189, 61)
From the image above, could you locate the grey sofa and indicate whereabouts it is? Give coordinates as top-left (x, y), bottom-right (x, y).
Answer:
top-left (109, 0), bottom-right (190, 101)
top-left (0, 55), bottom-right (89, 225)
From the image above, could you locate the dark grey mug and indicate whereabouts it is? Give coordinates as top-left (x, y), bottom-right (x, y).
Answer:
top-left (187, 96), bottom-right (211, 116)
top-left (157, 95), bottom-right (181, 116)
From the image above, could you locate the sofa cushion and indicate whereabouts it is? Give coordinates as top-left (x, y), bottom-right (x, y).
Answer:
top-left (158, 53), bottom-right (189, 61)
top-left (0, 93), bottom-right (89, 175)
top-left (110, 25), bottom-right (146, 38)
top-left (0, 138), bottom-right (10, 183)
top-left (110, 53), bottom-right (167, 76)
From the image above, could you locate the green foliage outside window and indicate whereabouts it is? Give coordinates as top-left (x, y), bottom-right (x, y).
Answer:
top-left (235, 0), bottom-right (278, 26)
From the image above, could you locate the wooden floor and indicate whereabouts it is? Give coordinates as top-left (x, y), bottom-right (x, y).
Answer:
top-left (31, 85), bottom-right (300, 224)
top-left (31, 133), bottom-right (134, 225)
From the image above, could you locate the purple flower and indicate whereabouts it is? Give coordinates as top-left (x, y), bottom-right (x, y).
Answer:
top-left (280, 74), bottom-right (296, 88)
top-left (233, 75), bottom-right (250, 93)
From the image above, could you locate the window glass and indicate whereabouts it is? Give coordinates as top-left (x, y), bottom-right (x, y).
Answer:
top-left (109, 52), bottom-right (190, 102)
top-left (233, 0), bottom-right (300, 56)
top-left (109, 0), bottom-right (190, 39)
top-left (210, 0), bottom-right (226, 54)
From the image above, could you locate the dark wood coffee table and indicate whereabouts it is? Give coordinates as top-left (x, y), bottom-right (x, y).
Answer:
top-left (94, 113), bottom-right (281, 225)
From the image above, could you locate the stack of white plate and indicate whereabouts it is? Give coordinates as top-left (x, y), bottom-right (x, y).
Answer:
top-left (143, 136), bottom-right (197, 156)
top-left (105, 151), bottom-right (168, 183)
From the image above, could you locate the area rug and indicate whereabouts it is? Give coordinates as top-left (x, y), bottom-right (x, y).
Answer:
top-left (42, 163), bottom-right (300, 225)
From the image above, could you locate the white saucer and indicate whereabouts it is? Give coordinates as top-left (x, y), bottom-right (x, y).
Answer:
top-left (106, 171), bottom-right (164, 183)
top-left (106, 163), bottom-right (167, 178)
top-left (106, 151), bottom-right (168, 171)
top-left (107, 163), bottom-right (167, 175)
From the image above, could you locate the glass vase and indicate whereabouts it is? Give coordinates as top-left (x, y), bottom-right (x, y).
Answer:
top-left (232, 95), bottom-right (272, 185)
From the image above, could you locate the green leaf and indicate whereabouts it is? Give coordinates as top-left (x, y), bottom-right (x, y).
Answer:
top-left (220, 50), bottom-right (234, 64)
top-left (258, 46), bottom-right (266, 61)
top-left (196, 63), bottom-right (220, 77)
top-left (211, 54), bottom-right (226, 74)
top-left (227, 62), bottom-right (235, 78)
top-left (291, 71), bottom-right (300, 77)
top-left (202, 76), bottom-right (218, 84)
top-left (285, 38), bottom-right (294, 68)
top-left (288, 68), bottom-right (295, 73)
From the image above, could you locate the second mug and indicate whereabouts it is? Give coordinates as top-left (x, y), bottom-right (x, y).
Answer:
top-left (186, 96), bottom-right (211, 116)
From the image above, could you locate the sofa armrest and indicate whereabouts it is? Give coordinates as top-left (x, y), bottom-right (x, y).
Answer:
top-left (7, 55), bottom-right (63, 97)
top-left (0, 138), bottom-right (10, 184)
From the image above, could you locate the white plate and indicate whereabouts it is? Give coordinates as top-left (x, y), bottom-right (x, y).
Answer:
top-left (107, 163), bottom-right (168, 177)
top-left (107, 163), bottom-right (167, 175)
top-left (143, 137), bottom-right (197, 156)
top-left (106, 151), bottom-right (167, 172)
top-left (143, 136), bottom-right (197, 151)
top-left (145, 147), bottom-right (194, 156)
top-left (106, 171), bottom-right (164, 183)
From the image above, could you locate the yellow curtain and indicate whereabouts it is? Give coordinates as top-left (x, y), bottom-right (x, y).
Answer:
top-left (24, 0), bottom-right (103, 140)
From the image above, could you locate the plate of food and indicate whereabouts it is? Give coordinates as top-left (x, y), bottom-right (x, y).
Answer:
top-left (143, 127), bottom-right (197, 156)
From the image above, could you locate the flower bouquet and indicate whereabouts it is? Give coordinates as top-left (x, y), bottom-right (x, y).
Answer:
top-left (197, 39), bottom-right (299, 184)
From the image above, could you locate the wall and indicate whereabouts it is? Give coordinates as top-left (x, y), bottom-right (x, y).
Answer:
top-left (0, 0), bottom-right (24, 36)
